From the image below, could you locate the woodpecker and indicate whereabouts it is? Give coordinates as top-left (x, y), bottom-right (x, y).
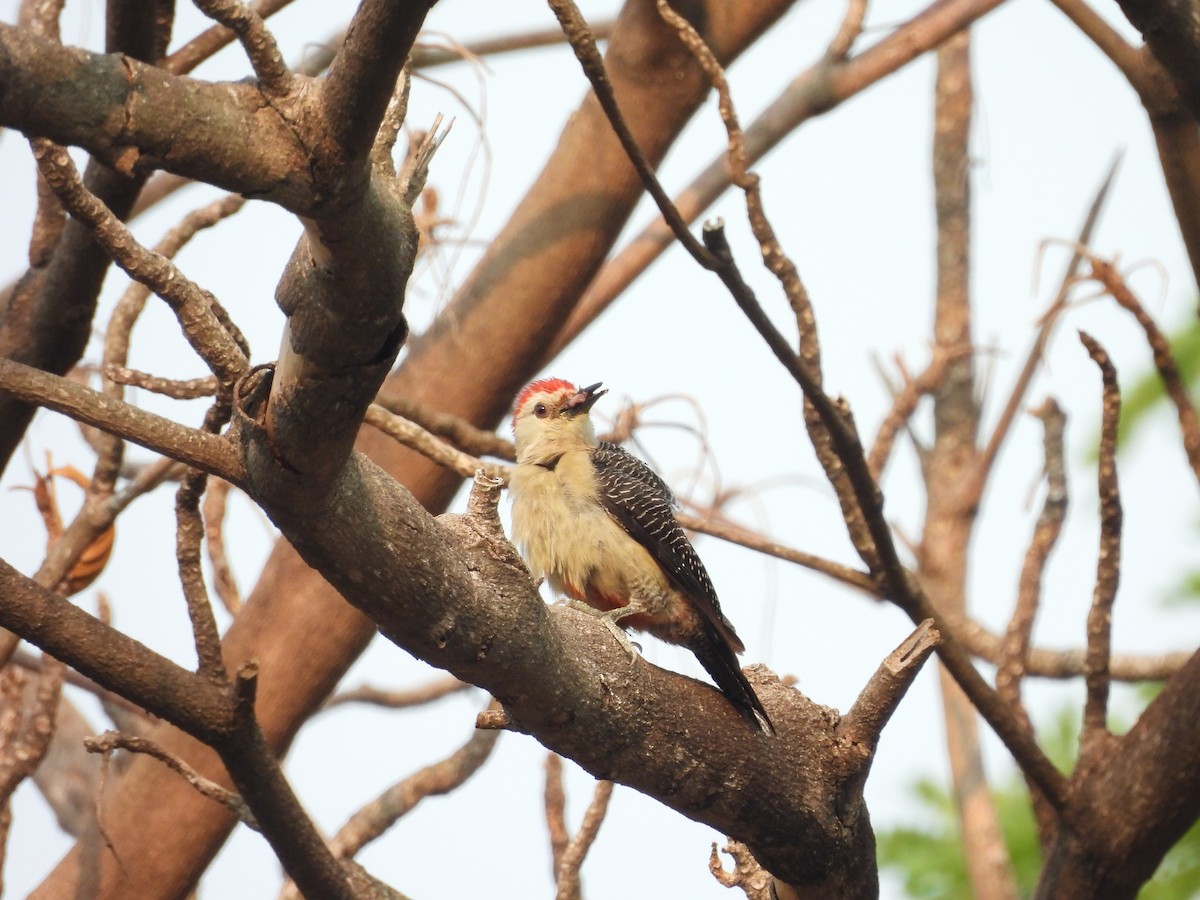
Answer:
top-left (508, 377), bottom-right (773, 734)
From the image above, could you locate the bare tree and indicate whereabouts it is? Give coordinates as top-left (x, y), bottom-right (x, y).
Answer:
top-left (0, 0), bottom-right (1197, 898)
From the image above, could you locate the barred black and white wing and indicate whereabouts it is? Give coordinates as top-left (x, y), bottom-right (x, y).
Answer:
top-left (590, 442), bottom-right (773, 733)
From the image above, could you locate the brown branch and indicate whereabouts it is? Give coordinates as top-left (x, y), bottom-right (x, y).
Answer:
top-left (1078, 332), bottom-right (1123, 757)
top-left (105, 366), bottom-right (219, 400)
top-left (550, 0), bottom-right (1012, 358)
top-left (868, 349), bottom-right (956, 479)
top-left (963, 156), bottom-right (1119, 512)
top-left (554, 779), bottom-right (615, 900)
top-left (826, 0), bottom-right (869, 60)
top-left (319, 0), bottom-right (428, 163)
top-left (1049, 0), bottom-right (1146, 87)
top-left (926, 30), bottom-right (1018, 896)
top-left (0, 0), bottom-right (175, 474)
top-left (203, 478), bottom-right (243, 616)
top-left (31, 140), bottom-right (249, 386)
top-left (84, 730), bottom-right (256, 827)
top-left (363, 404), bottom-right (508, 481)
top-left (10, 646), bottom-right (146, 716)
top-left (709, 840), bottom-right (775, 898)
top-left (374, 393), bottom-right (517, 461)
top-left (664, 0), bottom-right (817, 351)
top-left (325, 676), bottom-right (469, 710)
top-left (0, 557), bottom-right (234, 736)
top-left (192, 0), bottom-right (293, 97)
top-left (700, 176), bottom-right (1067, 812)
top-left (545, 754), bottom-right (570, 878)
top-left (177, 465), bottom-right (227, 680)
top-left (996, 400), bottom-right (1069, 706)
top-left (1088, 255), bottom-right (1200, 484)
top-left (0, 657), bottom-right (64, 806)
top-left (322, 700), bottom-right (503, 862)
top-left (0, 26), bottom-right (315, 207)
top-left (416, 19), bottom-right (618, 68)
top-left (677, 511), bottom-right (876, 594)
top-left (997, 399), bottom-right (1068, 846)
top-left (164, 0), bottom-right (296, 75)
top-left (839, 620), bottom-right (940, 750)
top-left (0, 358), bottom-right (244, 484)
top-left (1111, 0), bottom-right (1200, 122)
top-left (547, 0), bottom-right (718, 267)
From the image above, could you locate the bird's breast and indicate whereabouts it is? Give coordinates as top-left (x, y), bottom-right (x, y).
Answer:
top-left (509, 454), bottom-right (671, 617)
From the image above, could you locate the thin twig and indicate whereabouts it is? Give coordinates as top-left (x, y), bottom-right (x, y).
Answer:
top-left (105, 366), bottom-right (219, 400)
top-left (176, 466), bottom-right (227, 679)
top-left (676, 511), bottom-right (876, 593)
top-left (964, 156), bottom-right (1120, 507)
top-left (1079, 332), bottom-right (1122, 754)
top-left (1048, 0), bottom-right (1148, 90)
top-left (324, 700), bottom-right (503, 860)
top-left (1087, 254), bottom-right (1200, 485)
top-left (373, 393), bottom-right (517, 460)
top-left (826, 0), bottom-right (869, 60)
top-left (554, 779), bottom-right (614, 900)
top-left (164, 0), bottom-right (296, 76)
top-left (701, 197), bottom-right (1068, 809)
top-left (325, 676), bottom-right (469, 709)
top-left (0, 656), bottom-right (64, 803)
top-left (996, 399), bottom-right (1068, 845)
top-left (996, 400), bottom-right (1069, 705)
top-left (549, 0), bottom-right (1012, 359)
top-left (202, 478), bottom-right (242, 616)
top-left (868, 349), bottom-right (958, 479)
top-left (363, 404), bottom-right (508, 481)
top-left (545, 753), bottom-right (570, 878)
top-left (546, 0), bottom-right (717, 267)
top-left (84, 730), bottom-right (257, 827)
top-left (30, 141), bottom-right (249, 387)
top-left (657, 0), bottom-right (818, 373)
top-left (192, 0), bottom-right (293, 96)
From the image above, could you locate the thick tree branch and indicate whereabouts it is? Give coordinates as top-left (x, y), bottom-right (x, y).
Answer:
top-left (0, 358), bottom-right (243, 483)
top-left (319, 0), bottom-right (432, 165)
top-left (0, 24), bottom-right (315, 209)
top-left (0, 559), bottom-right (233, 737)
top-left (0, 1), bottom-right (173, 474)
top-left (229, 430), bottom-right (882, 889)
top-left (1040, 646), bottom-right (1200, 897)
top-left (1111, 0), bottom-right (1200, 122)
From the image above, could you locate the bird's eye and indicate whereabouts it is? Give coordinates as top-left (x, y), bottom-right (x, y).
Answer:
top-left (534, 403), bottom-right (548, 418)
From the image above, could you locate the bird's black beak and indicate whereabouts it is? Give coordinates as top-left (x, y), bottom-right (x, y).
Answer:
top-left (564, 381), bottom-right (606, 416)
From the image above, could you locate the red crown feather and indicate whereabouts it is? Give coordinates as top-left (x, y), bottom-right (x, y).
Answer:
top-left (513, 377), bottom-right (577, 428)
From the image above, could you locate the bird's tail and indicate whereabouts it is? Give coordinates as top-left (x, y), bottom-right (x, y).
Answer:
top-left (693, 633), bottom-right (775, 735)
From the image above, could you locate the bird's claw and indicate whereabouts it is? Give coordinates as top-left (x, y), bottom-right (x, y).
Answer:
top-left (599, 611), bottom-right (641, 664)
top-left (561, 599), bottom-right (643, 664)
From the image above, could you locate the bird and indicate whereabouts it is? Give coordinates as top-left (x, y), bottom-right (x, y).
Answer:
top-left (507, 377), bottom-right (773, 734)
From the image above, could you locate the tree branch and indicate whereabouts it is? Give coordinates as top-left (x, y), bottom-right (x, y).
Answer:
top-left (1078, 332), bottom-right (1122, 757)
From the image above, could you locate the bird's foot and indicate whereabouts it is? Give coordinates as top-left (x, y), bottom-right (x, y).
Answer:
top-left (562, 599), bottom-right (643, 662)
top-left (597, 609), bottom-right (642, 663)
